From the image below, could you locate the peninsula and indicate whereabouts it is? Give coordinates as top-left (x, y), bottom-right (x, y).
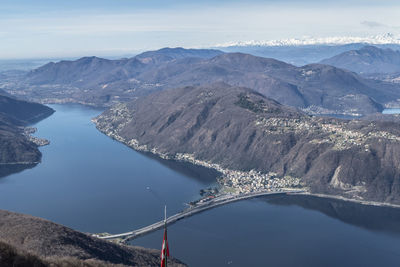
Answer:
top-left (0, 92), bottom-right (54, 177)
top-left (94, 83), bottom-right (400, 206)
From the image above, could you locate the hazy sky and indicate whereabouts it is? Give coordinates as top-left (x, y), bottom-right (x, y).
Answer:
top-left (1, 0), bottom-right (400, 59)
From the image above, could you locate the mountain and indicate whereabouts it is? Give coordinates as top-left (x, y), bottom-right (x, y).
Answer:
top-left (217, 43), bottom-right (368, 66)
top-left (214, 33), bottom-right (400, 65)
top-left (0, 94), bottom-right (54, 176)
top-left (0, 93), bottom-right (54, 125)
top-left (0, 209), bottom-right (185, 267)
top-left (135, 47), bottom-right (224, 64)
top-left (4, 49), bottom-right (399, 116)
top-left (132, 52), bottom-right (391, 116)
top-left (320, 46), bottom-right (400, 74)
top-left (94, 83), bottom-right (400, 205)
top-left (25, 47), bottom-right (224, 86)
top-left (6, 47), bottom-right (223, 106)
top-left (214, 33), bottom-right (400, 47)
top-left (0, 116), bottom-right (40, 164)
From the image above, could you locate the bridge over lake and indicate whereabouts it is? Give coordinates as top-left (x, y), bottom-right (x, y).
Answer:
top-left (96, 189), bottom-right (305, 242)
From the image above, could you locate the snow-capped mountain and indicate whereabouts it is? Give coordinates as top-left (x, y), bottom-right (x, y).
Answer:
top-left (215, 33), bottom-right (400, 47)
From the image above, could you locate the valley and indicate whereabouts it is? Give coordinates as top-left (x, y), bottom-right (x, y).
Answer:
top-left (2, 46), bottom-right (400, 266)
top-left (2, 1), bottom-right (400, 266)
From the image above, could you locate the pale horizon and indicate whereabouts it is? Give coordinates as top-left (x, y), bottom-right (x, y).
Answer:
top-left (1, 0), bottom-right (400, 59)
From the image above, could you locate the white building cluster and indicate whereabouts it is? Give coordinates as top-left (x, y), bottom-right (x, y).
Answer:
top-left (219, 169), bottom-right (301, 193)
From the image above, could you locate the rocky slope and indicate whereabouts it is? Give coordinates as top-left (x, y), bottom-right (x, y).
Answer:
top-left (320, 46), bottom-right (400, 74)
top-left (0, 209), bottom-right (186, 267)
top-left (4, 48), bottom-right (400, 116)
top-left (94, 83), bottom-right (400, 205)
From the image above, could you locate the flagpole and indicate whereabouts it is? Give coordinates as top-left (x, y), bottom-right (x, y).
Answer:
top-left (164, 205), bottom-right (167, 267)
top-left (161, 205), bottom-right (169, 267)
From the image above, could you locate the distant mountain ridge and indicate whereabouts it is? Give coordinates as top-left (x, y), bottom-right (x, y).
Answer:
top-left (214, 33), bottom-right (400, 47)
top-left (320, 46), bottom-right (400, 74)
top-left (26, 47), bottom-right (224, 86)
top-left (4, 48), bottom-right (400, 116)
top-left (135, 47), bottom-right (224, 63)
top-left (217, 43), bottom-right (369, 66)
top-left (214, 33), bottom-right (400, 65)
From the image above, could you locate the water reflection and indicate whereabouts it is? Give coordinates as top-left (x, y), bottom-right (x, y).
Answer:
top-left (264, 194), bottom-right (400, 236)
top-left (137, 151), bottom-right (220, 185)
top-left (0, 163), bottom-right (37, 179)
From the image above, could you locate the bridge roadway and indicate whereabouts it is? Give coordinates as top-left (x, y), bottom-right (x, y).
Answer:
top-left (98, 189), bottom-right (305, 242)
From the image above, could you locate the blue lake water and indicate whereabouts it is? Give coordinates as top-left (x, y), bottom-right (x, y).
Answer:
top-left (1, 104), bottom-right (400, 267)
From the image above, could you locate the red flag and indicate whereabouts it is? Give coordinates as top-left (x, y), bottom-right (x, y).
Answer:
top-left (161, 228), bottom-right (170, 267)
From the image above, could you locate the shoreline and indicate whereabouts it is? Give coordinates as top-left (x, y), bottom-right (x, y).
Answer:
top-left (92, 120), bottom-right (400, 209)
top-left (294, 192), bottom-right (400, 209)
top-left (0, 161), bottom-right (39, 165)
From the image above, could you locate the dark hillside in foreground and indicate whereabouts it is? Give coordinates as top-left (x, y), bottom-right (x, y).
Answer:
top-left (0, 209), bottom-right (186, 267)
top-left (0, 241), bottom-right (47, 267)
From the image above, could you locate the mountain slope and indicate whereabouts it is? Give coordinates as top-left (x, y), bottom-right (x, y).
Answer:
top-left (0, 95), bottom-right (54, 176)
top-left (94, 83), bottom-right (400, 204)
top-left (8, 50), bottom-right (398, 116)
top-left (0, 209), bottom-right (185, 267)
top-left (218, 43), bottom-right (371, 66)
top-left (0, 94), bottom-right (54, 125)
top-left (0, 117), bottom-right (40, 165)
top-left (320, 46), bottom-right (400, 74)
top-left (135, 47), bottom-right (224, 64)
top-left (134, 53), bottom-right (387, 115)
top-left (25, 47), bottom-right (224, 87)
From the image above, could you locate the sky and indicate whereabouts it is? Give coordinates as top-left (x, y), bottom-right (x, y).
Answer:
top-left (1, 0), bottom-right (400, 59)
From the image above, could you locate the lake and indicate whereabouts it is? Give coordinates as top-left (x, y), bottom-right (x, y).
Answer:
top-left (1, 104), bottom-right (399, 267)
